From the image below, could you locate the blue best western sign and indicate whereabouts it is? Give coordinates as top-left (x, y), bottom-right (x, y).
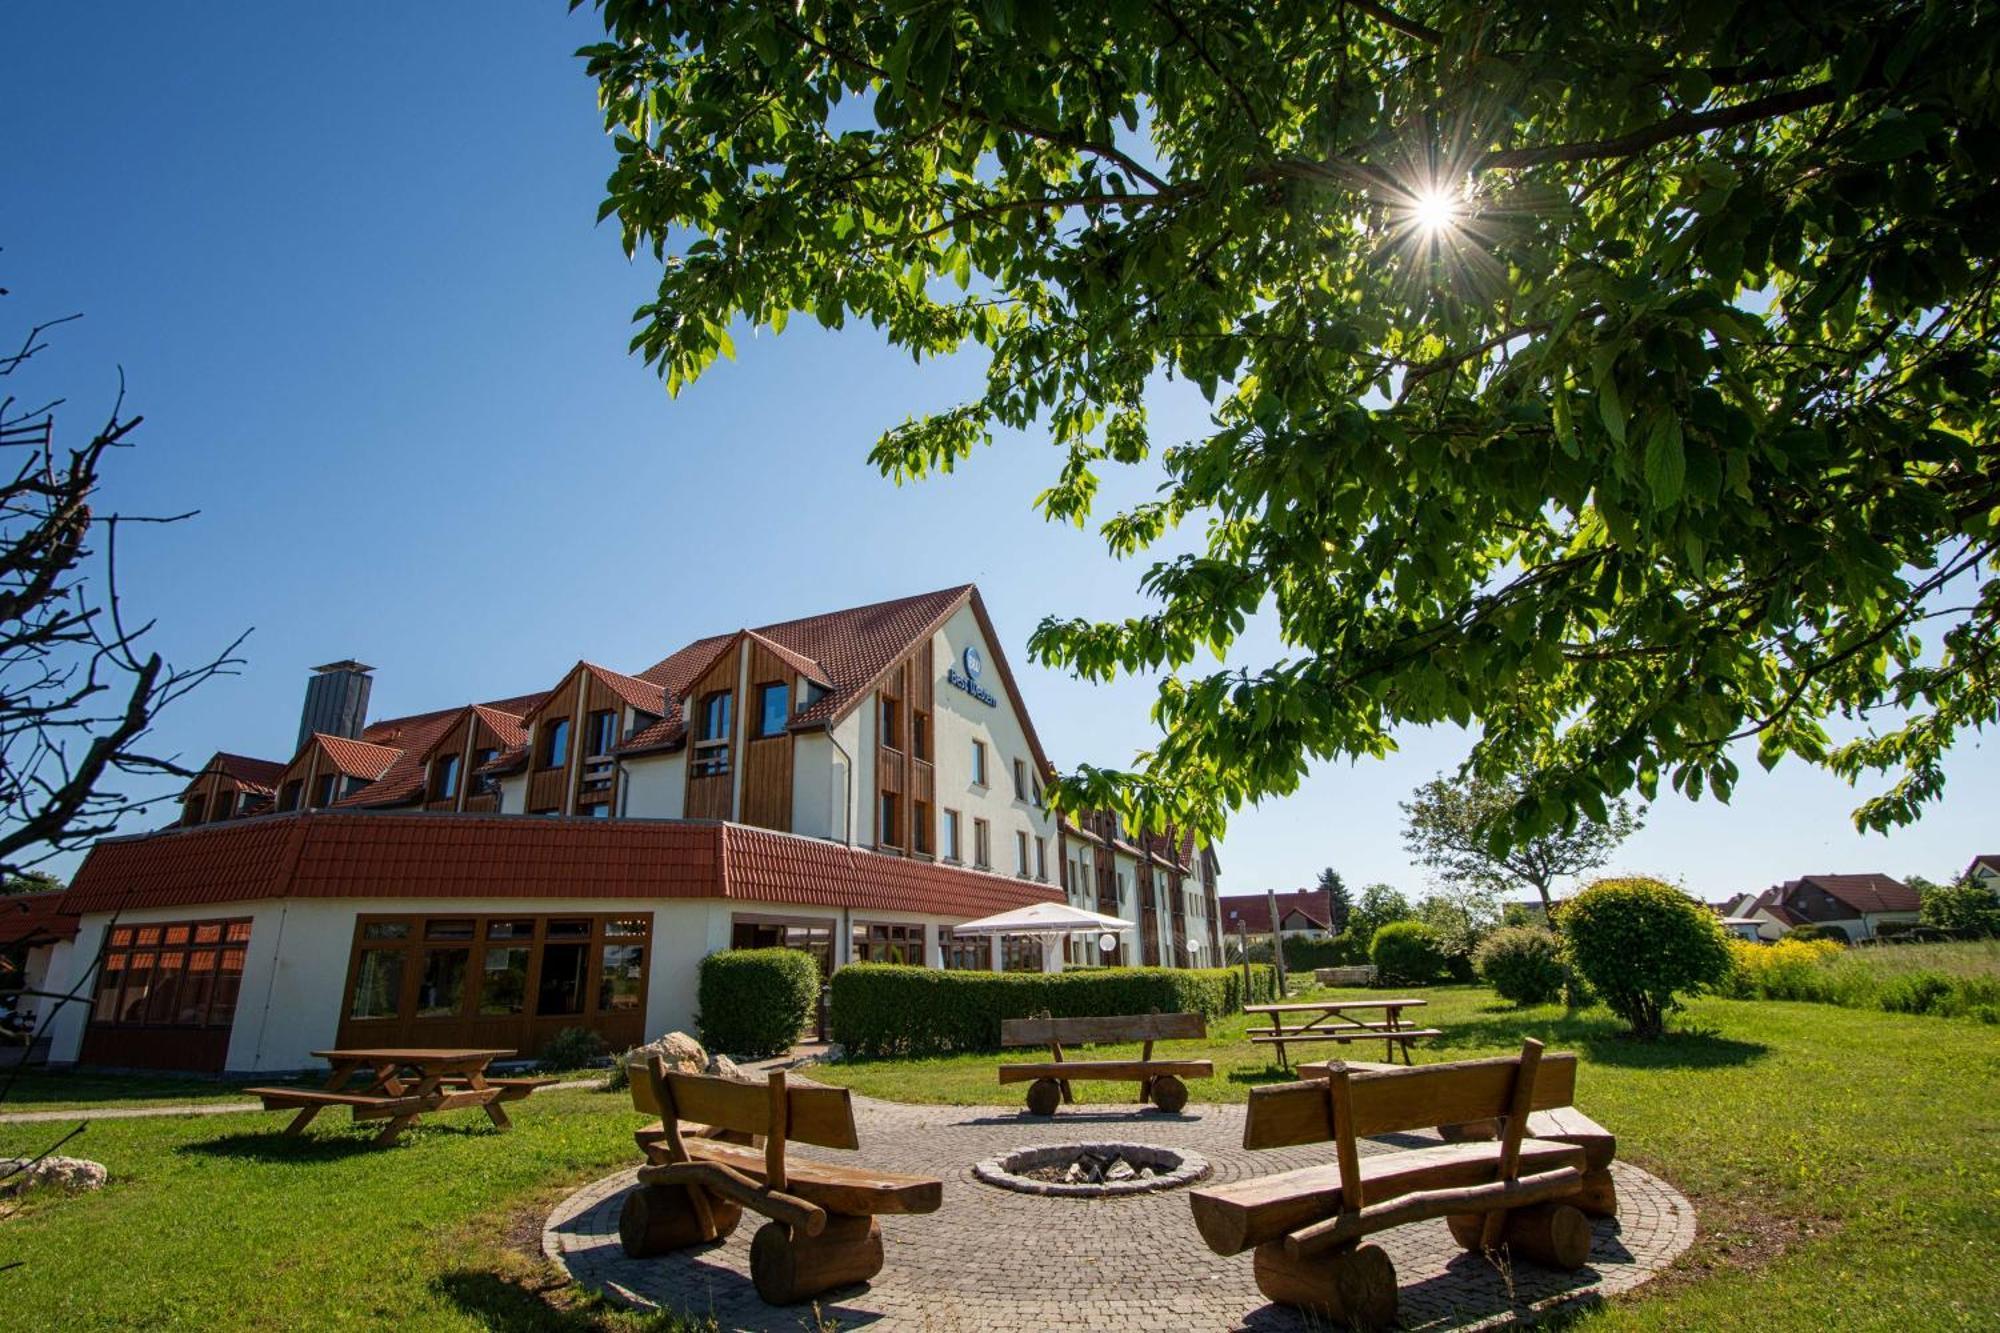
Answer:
top-left (947, 645), bottom-right (997, 707)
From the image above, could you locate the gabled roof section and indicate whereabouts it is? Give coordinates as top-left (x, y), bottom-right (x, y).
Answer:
top-left (313, 734), bottom-right (403, 782)
top-left (1217, 891), bottom-right (1331, 934)
top-left (1795, 873), bottom-right (1919, 915)
top-left (585, 662), bottom-right (669, 715)
top-left (470, 705), bottom-right (529, 750)
top-left (194, 752), bottom-right (288, 796)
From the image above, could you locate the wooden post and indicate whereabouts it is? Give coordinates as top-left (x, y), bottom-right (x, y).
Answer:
top-left (1327, 1060), bottom-right (1364, 1213)
top-left (765, 1068), bottom-right (789, 1193)
top-left (1267, 888), bottom-right (1288, 997)
top-left (1238, 922), bottom-right (1251, 996)
top-left (1478, 1038), bottom-right (1544, 1250)
top-left (654, 1056), bottom-right (719, 1241)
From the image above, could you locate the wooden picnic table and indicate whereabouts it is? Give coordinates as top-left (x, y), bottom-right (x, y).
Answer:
top-left (1243, 998), bottom-right (1438, 1069)
top-left (246, 1047), bottom-right (548, 1145)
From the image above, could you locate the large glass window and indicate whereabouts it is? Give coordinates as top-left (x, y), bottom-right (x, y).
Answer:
top-left (756, 682), bottom-right (789, 738)
top-left (480, 943), bottom-right (531, 1015)
top-left (943, 931), bottom-right (989, 970)
top-left (538, 942), bottom-right (589, 1016)
top-left (89, 917), bottom-right (252, 1031)
top-left (349, 950), bottom-right (405, 1019)
top-left (416, 948), bottom-right (469, 1018)
top-left (599, 945), bottom-right (645, 1011)
top-left (851, 922), bottom-right (924, 965)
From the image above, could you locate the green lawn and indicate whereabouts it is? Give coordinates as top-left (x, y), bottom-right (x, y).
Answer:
top-left (0, 1069), bottom-right (286, 1114)
top-left (0, 989), bottom-right (1994, 1330)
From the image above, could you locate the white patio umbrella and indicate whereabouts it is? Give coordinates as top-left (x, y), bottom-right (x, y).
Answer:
top-left (947, 901), bottom-right (1137, 973)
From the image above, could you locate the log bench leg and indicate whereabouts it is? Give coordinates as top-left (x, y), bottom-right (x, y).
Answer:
top-left (1150, 1074), bottom-right (1189, 1114)
top-left (750, 1215), bottom-right (884, 1305)
top-left (1025, 1078), bottom-right (1063, 1116)
top-left (1253, 1239), bottom-right (1397, 1329)
top-left (1445, 1203), bottom-right (1592, 1270)
top-left (1573, 1167), bottom-right (1618, 1219)
top-left (620, 1183), bottom-right (742, 1256)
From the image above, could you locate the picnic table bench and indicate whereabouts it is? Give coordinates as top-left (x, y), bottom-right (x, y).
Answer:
top-left (246, 1047), bottom-right (520, 1145)
top-left (998, 1012), bottom-right (1214, 1114)
top-left (624, 1057), bottom-right (943, 1304)
top-left (1244, 998), bottom-right (1439, 1068)
top-left (1189, 1040), bottom-right (1616, 1327)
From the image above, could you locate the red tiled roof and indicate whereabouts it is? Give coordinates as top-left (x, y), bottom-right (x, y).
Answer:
top-left (313, 734), bottom-right (403, 782)
top-left (62, 812), bottom-right (1064, 919)
top-left (209, 752), bottom-right (288, 795)
top-left (637, 586), bottom-right (971, 730)
top-left (471, 705), bottom-right (528, 749)
top-left (0, 890), bottom-right (79, 946)
top-left (1795, 873), bottom-right (1919, 915)
top-left (584, 663), bottom-right (669, 716)
top-left (1217, 891), bottom-right (1332, 933)
top-left (336, 702), bottom-right (534, 810)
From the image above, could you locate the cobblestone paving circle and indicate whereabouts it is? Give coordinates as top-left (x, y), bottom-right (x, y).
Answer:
top-left (544, 1096), bottom-right (1696, 1331)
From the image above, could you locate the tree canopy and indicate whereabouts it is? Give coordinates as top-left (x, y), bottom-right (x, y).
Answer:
top-left (1402, 770), bottom-right (1642, 912)
top-left (584, 1), bottom-right (2000, 846)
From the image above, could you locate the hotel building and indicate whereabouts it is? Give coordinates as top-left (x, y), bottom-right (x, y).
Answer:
top-left (38, 586), bottom-right (1221, 1073)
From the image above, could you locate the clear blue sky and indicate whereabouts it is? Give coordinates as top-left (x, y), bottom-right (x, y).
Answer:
top-left (6, 4), bottom-right (1992, 899)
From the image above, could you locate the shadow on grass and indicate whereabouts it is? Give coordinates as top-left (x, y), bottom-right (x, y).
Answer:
top-left (1425, 1008), bottom-right (1769, 1070)
top-left (176, 1120), bottom-right (502, 1163)
top-left (433, 1270), bottom-right (626, 1333)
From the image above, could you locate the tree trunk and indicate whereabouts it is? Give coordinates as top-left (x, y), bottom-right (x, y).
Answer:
top-left (1252, 1239), bottom-right (1397, 1328)
top-left (749, 1215), bottom-right (884, 1304)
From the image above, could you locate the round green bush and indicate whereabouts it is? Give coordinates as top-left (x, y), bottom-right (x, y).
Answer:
top-left (1557, 877), bottom-right (1732, 1038)
top-left (1474, 926), bottom-right (1567, 1005)
top-left (1369, 920), bottom-right (1447, 986)
top-left (696, 947), bottom-right (821, 1059)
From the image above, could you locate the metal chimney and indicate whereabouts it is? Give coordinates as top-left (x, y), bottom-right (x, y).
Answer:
top-left (297, 660), bottom-right (374, 752)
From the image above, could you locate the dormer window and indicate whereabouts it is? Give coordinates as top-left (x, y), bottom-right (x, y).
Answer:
top-left (755, 682), bottom-right (788, 739)
top-left (432, 753), bottom-right (461, 801)
top-left (541, 717), bottom-right (570, 769)
top-left (693, 690), bottom-right (732, 777)
top-left (587, 709), bottom-right (617, 758)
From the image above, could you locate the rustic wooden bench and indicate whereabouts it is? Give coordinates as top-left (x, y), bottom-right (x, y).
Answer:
top-left (623, 1057), bottom-right (943, 1304)
top-left (1189, 1040), bottom-right (1612, 1327)
top-left (998, 1012), bottom-right (1215, 1114)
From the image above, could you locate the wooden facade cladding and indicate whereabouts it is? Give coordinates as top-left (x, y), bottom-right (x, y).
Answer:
top-left (740, 638), bottom-right (798, 832)
top-left (574, 670), bottom-right (628, 812)
top-left (684, 642), bottom-right (742, 822)
top-left (179, 768), bottom-right (265, 825)
top-left (420, 708), bottom-right (520, 812)
top-left (871, 638), bottom-right (936, 858)
top-left (519, 664), bottom-right (633, 816)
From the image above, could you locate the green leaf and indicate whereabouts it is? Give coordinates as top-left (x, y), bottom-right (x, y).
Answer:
top-left (1645, 416), bottom-right (1686, 507)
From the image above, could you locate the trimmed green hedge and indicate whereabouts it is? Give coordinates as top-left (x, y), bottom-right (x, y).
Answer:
top-left (696, 948), bottom-right (821, 1058)
top-left (830, 963), bottom-right (1278, 1057)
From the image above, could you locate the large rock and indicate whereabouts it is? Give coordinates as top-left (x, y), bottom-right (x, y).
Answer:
top-left (0, 1156), bottom-right (108, 1196)
top-left (624, 1031), bottom-right (709, 1077)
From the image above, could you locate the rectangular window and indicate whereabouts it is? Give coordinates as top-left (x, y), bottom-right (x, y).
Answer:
top-left (879, 792), bottom-right (898, 847)
top-left (879, 695), bottom-right (900, 749)
top-left (432, 752), bottom-right (461, 801)
top-left (693, 691), bottom-right (733, 777)
top-left (89, 916), bottom-right (250, 1030)
top-left (756, 682), bottom-right (789, 738)
top-left (542, 717), bottom-right (570, 769)
top-left (416, 948), bottom-right (469, 1018)
top-left (943, 931), bottom-right (988, 970)
top-left (1013, 758), bottom-right (1027, 800)
top-left (942, 809), bottom-right (961, 861)
top-left (1017, 830), bottom-right (1030, 876)
top-left (349, 949), bottom-right (404, 1019)
top-left (182, 795), bottom-right (206, 825)
top-left (537, 942), bottom-right (589, 1016)
top-left (911, 710), bottom-right (930, 761)
top-left (1036, 837), bottom-right (1048, 882)
top-left (851, 922), bottom-right (924, 965)
top-left (478, 946), bottom-right (530, 1015)
top-left (587, 708), bottom-right (618, 757)
top-left (913, 800), bottom-right (932, 855)
top-left (599, 944), bottom-right (645, 1011)
top-left (1033, 779), bottom-right (1044, 809)
top-left (973, 818), bottom-right (991, 869)
top-left (278, 779), bottom-right (303, 812)
top-left (312, 773), bottom-right (338, 808)
top-left (971, 739), bottom-right (988, 787)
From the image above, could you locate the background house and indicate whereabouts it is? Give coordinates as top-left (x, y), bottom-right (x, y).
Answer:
top-left (1217, 891), bottom-right (1331, 941)
top-left (1730, 874), bottom-right (1921, 942)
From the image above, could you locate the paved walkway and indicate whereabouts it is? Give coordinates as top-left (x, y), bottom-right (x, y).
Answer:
top-left (546, 1095), bottom-right (1695, 1332)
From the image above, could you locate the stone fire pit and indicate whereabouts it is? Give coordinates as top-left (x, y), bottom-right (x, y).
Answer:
top-left (973, 1142), bottom-right (1210, 1197)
